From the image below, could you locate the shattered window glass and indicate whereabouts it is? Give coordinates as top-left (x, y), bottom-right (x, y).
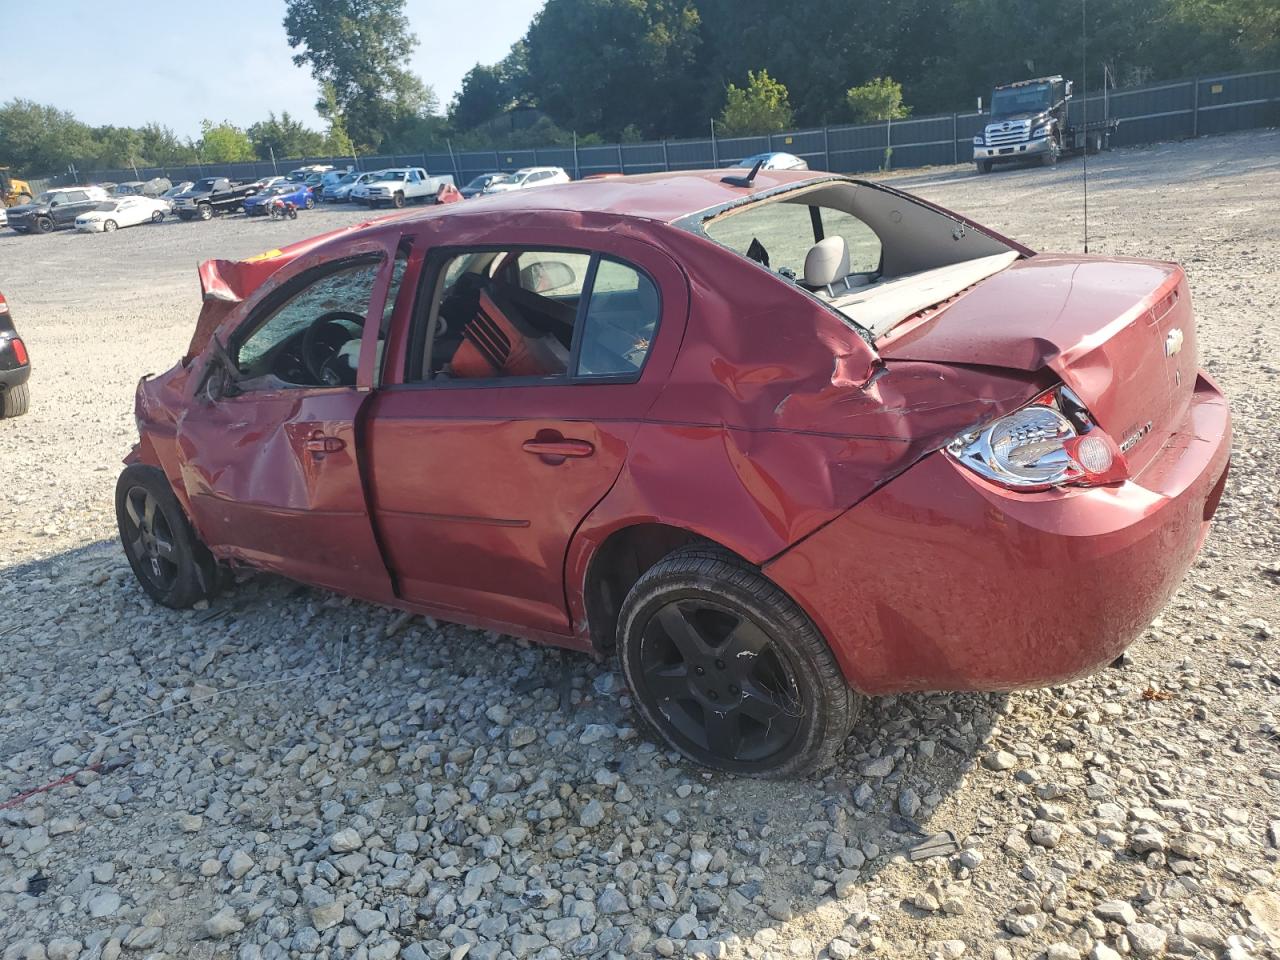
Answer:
top-left (236, 261), bottom-right (380, 374)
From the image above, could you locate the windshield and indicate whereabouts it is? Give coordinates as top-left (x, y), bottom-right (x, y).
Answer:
top-left (466, 175), bottom-right (494, 189)
top-left (489, 174), bottom-right (515, 186)
top-left (991, 83), bottom-right (1052, 118)
top-left (93, 201), bottom-right (119, 212)
top-left (35, 192), bottom-right (55, 204)
top-left (261, 184), bottom-right (291, 196)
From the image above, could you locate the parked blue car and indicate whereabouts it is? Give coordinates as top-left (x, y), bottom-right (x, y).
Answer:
top-left (242, 182), bottom-right (315, 216)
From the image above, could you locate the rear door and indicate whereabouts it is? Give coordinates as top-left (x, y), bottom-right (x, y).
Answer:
top-left (175, 232), bottom-right (417, 601)
top-left (365, 233), bottom-right (687, 637)
top-left (54, 191), bottom-right (92, 226)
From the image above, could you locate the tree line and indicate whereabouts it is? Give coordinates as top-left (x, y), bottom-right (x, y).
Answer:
top-left (2, 0), bottom-right (1275, 177)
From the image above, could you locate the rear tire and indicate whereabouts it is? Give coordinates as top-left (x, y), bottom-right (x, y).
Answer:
top-left (975, 159), bottom-right (992, 174)
top-left (0, 382), bottom-right (29, 418)
top-left (618, 545), bottom-right (858, 778)
top-left (115, 464), bottom-right (220, 609)
top-left (305, 194), bottom-right (315, 209)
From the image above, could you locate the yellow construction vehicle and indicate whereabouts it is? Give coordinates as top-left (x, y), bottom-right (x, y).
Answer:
top-left (1, 168), bottom-right (34, 207)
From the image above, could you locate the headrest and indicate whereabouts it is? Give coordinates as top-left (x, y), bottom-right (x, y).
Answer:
top-left (803, 236), bottom-right (850, 287)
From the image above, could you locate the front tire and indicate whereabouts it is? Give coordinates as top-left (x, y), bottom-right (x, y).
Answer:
top-left (392, 191), bottom-right (405, 208)
top-left (618, 546), bottom-right (858, 778)
top-left (975, 159), bottom-right (992, 174)
top-left (103, 219), bottom-right (118, 232)
top-left (115, 464), bottom-right (220, 609)
top-left (0, 383), bottom-right (29, 418)
top-left (33, 216), bottom-right (53, 234)
top-left (151, 210), bottom-right (165, 223)
top-left (1040, 139), bottom-right (1060, 166)
top-left (197, 204), bottom-right (212, 221)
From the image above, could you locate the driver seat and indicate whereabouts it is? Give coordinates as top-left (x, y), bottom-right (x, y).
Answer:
top-left (450, 287), bottom-right (568, 378)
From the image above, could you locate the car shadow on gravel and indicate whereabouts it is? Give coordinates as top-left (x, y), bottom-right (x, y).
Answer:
top-left (2, 541), bottom-right (1007, 953)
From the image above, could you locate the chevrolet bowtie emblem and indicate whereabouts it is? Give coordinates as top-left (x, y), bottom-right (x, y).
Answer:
top-left (1165, 328), bottom-right (1184, 356)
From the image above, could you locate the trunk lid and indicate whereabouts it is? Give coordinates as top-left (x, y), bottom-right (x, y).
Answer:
top-left (878, 254), bottom-right (1198, 472)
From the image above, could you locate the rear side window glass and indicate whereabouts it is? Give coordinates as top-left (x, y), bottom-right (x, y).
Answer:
top-left (575, 260), bottom-right (659, 378)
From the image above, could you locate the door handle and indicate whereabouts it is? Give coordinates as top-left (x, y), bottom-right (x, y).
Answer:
top-left (305, 433), bottom-right (346, 454)
top-left (522, 438), bottom-right (595, 462)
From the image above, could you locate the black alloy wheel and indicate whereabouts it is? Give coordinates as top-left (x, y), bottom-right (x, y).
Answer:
top-left (638, 598), bottom-right (804, 762)
top-left (115, 464), bottom-right (220, 608)
top-left (619, 546), bottom-right (859, 777)
top-left (120, 484), bottom-right (178, 593)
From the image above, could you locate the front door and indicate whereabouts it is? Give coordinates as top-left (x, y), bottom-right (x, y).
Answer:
top-left (366, 241), bottom-right (686, 637)
top-left (176, 238), bottom-right (414, 601)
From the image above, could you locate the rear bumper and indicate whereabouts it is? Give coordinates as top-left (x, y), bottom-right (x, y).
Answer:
top-left (764, 373), bottom-right (1231, 694)
top-left (0, 349), bottom-right (30, 388)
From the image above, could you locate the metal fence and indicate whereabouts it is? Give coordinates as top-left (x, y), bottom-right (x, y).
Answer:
top-left (74, 68), bottom-right (1279, 186)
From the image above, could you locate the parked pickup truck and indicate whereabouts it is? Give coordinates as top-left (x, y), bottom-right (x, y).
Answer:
top-left (350, 168), bottom-right (456, 208)
top-left (171, 177), bottom-right (258, 221)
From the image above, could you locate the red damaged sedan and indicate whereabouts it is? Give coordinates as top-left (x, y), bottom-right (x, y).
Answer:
top-left (117, 170), bottom-right (1230, 776)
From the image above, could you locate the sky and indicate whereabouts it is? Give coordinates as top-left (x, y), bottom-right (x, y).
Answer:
top-left (2, 0), bottom-right (544, 139)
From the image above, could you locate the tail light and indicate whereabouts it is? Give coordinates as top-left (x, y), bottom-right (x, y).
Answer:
top-left (0, 293), bottom-right (8, 314)
top-left (10, 338), bottom-right (28, 366)
top-left (945, 386), bottom-right (1128, 490)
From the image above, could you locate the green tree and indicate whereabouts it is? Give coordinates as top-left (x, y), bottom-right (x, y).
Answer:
top-left (316, 82), bottom-right (356, 158)
top-left (846, 76), bottom-right (911, 123)
top-left (0, 99), bottom-right (98, 174)
top-left (247, 111), bottom-right (328, 161)
top-left (138, 123), bottom-right (197, 166)
top-left (283, 0), bottom-right (438, 150)
top-left (524, 0), bottom-right (703, 138)
top-left (196, 120), bottom-right (255, 163)
top-left (718, 69), bottom-right (793, 135)
top-left (449, 43), bottom-right (530, 131)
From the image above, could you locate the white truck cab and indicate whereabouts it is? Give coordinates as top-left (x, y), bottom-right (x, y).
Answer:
top-left (351, 168), bottom-right (456, 208)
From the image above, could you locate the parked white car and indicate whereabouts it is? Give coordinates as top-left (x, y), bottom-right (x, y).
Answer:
top-left (75, 196), bottom-right (171, 232)
top-left (482, 167), bottom-right (571, 193)
top-left (350, 168), bottom-right (456, 208)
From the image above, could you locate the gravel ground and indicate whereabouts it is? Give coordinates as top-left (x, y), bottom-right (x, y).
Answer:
top-left (1, 130), bottom-right (1278, 960)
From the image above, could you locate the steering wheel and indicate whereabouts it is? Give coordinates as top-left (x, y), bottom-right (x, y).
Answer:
top-left (301, 310), bottom-right (365, 385)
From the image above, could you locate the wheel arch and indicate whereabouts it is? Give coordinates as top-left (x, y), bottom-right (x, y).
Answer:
top-left (571, 519), bottom-right (763, 656)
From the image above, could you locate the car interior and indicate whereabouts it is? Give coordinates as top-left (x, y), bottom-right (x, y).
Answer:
top-left (418, 249), bottom-right (658, 382)
top-left (702, 181), bottom-right (1019, 338)
top-left (230, 250), bottom-right (409, 390)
